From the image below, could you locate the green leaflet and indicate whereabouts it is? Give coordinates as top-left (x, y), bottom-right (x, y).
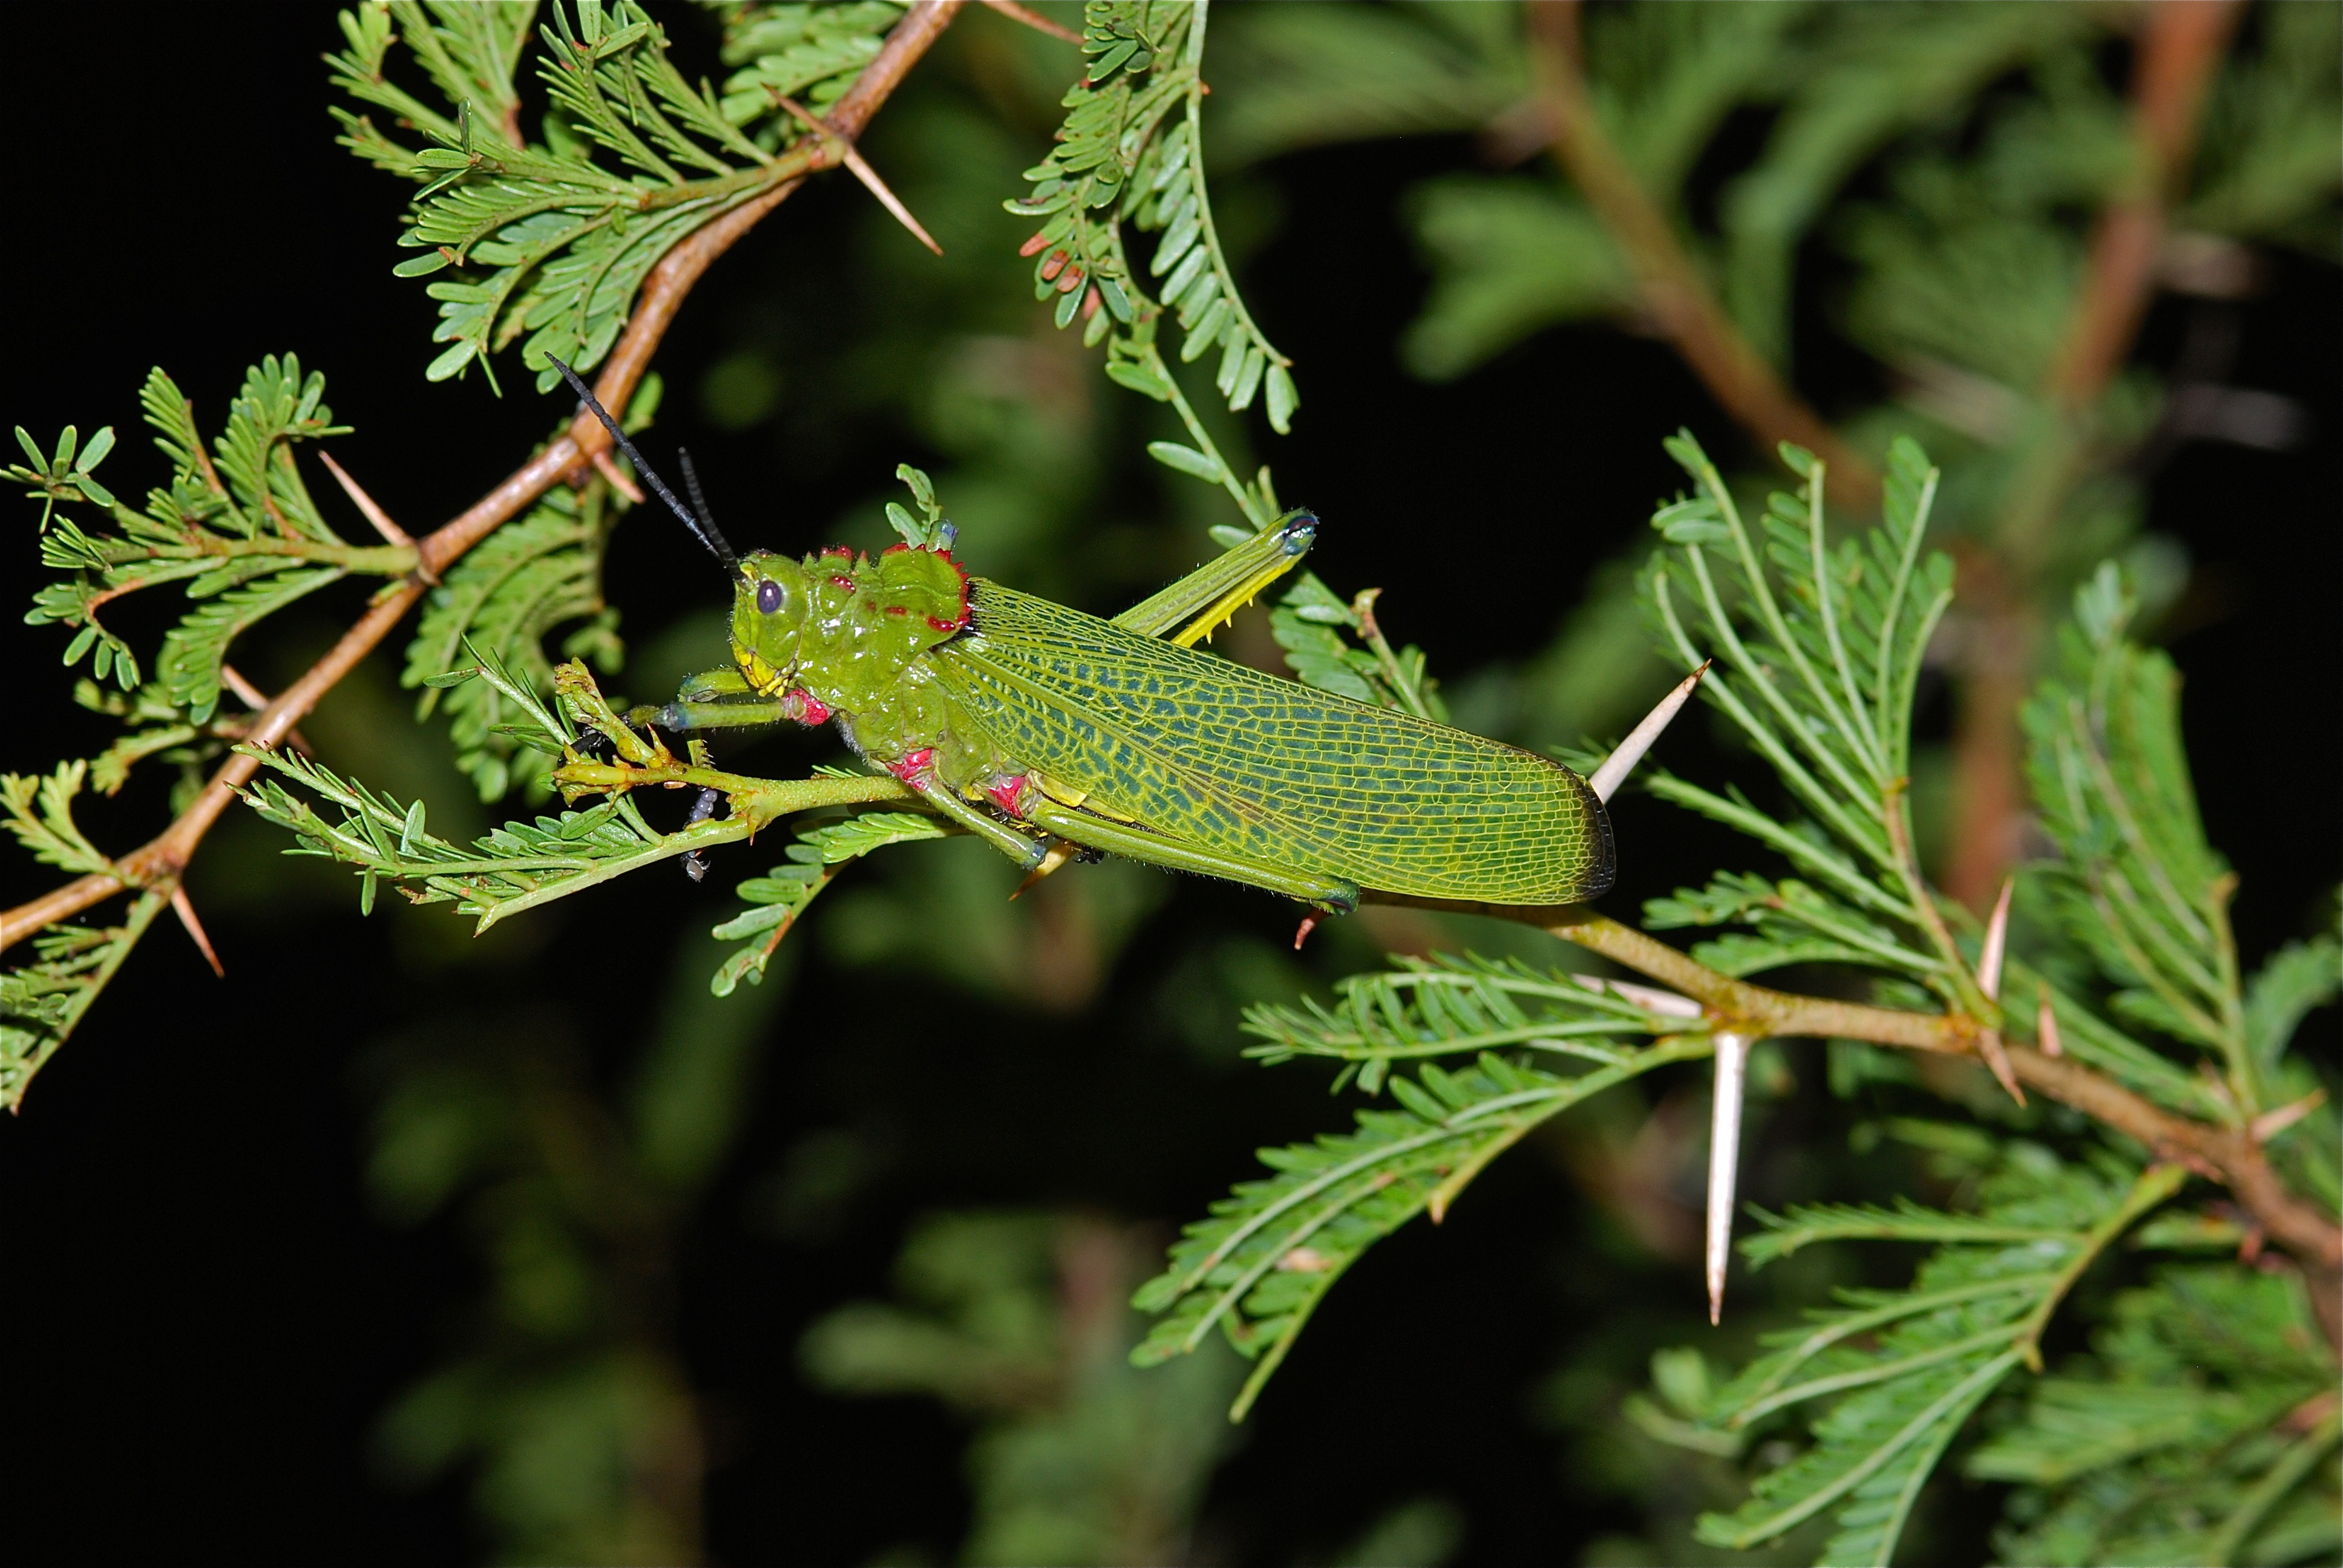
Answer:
top-left (2023, 565), bottom-right (2253, 1097)
top-left (1974, 1265), bottom-right (2339, 1567)
top-left (332, 1), bottom-right (902, 390)
top-left (1663, 1152), bottom-right (2186, 1567)
top-left (0, 893), bottom-right (169, 1113)
top-left (1241, 950), bottom-right (1708, 1094)
top-left (1009, 0), bottom-right (1300, 451)
top-left (709, 809), bottom-right (948, 997)
top-left (13, 358), bottom-right (375, 711)
top-left (404, 486), bottom-right (621, 801)
top-left (1132, 1037), bottom-right (1709, 1420)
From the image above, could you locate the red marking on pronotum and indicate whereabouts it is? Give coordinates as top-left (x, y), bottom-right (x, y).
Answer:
top-left (985, 775), bottom-right (1033, 817)
top-left (883, 747), bottom-right (936, 786)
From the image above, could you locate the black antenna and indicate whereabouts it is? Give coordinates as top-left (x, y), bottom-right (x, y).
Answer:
top-left (675, 448), bottom-right (727, 554)
top-left (544, 354), bottom-right (739, 573)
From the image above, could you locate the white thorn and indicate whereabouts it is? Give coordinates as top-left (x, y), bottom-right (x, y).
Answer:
top-left (317, 451), bottom-right (413, 547)
top-left (1706, 1031), bottom-right (1750, 1327)
top-left (591, 446), bottom-right (646, 505)
top-left (2251, 1088), bottom-right (2326, 1144)
top-left (775, 95), bottom-right (943, 256)
top-left (1607, 978), bottom-right (1704, 1019)
top-left (1590, 662), bottom-right (1709, 803)
top-left (2036, 991), bottom-right (2063, 1057)
top-left (169, 885), bottom-right (225, 978)
top-left (1978, 874), bottom-right (2015, 999)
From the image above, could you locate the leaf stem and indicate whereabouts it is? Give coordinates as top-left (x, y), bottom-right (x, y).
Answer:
top-left (2009, 1161), bottom-right (2189, 1372)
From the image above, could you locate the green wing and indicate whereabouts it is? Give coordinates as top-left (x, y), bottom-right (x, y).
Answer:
top-left (932, 583), bottom-right (1613, 903)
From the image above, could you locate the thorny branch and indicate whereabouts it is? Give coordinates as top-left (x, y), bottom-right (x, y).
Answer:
top-left (1524, 0), bottom-right (1880, 512)
top-left (1371, 889), bottom-right (2340, 1352)
top-left (0, 0), bottom-right (965, 955)
top-left (1539, 907), bottom-right (2342, 1350)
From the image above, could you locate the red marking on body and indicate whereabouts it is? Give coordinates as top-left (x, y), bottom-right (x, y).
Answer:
top-left (818, 545), bottom-right (853, 560)
top-left (885, 604), bottom-right (908, 617)
top-left (881, 542), bottom-right (910, 556)
top-left (931, 549), bottom-right (972, 632)
top-left (830, 574), bottom-right (856, 592)
top-left (985, 775), bottom-right (1033, 817)
top-left (883, 748), bottom-right (936, 786)
top-left (787, 688), bottom-right (832, 727)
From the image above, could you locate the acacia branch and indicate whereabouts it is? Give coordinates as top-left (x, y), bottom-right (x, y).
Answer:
top-left (0, 1), bottom-right (964, 955)
top-left (1524, 0), bottom-right (1879, 511)
top-left (1371, 893), bottom-right (2340, 1347)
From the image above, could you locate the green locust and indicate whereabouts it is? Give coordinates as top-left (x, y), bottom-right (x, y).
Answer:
top-left (551, 361), bottom-right (1613, 923)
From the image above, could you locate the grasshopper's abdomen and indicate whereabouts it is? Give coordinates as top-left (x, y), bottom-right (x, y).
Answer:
top-left (935, 584), bottom-right (1614, 904)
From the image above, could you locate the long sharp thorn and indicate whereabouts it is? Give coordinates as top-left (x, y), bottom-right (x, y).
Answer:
top-left (1978, 1030), bottom-right (2027, 1106)
top-left (2251, 1088), bottom-right (2326, 1144)
top-left (1590, 661), bottom-right (1709, 803)
top-left (977, 0), bottom-right (1082, 43)
top-left (219, 665), bottom-right (312, 754)
top-left (591, 447), bottom-right (646, 505)
top-left (316, 451), bottom-right (412, 547)
top-left (2037, 991), bottom-right (2064, 1057)
top-left (169, 885), bottom-right (224, 978)
top-left (1971, 875), bottom-right (2024, 1105)
top-left (1978, 874), bottom-right (2014, 999)
top-left (775, 95), bottom-right (943, 256)
top-left (1706, 1030), bottom-right (1750, 1326)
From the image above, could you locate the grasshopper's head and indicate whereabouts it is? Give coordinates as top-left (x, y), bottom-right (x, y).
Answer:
top-left (730, 551), bottom-right (811, 695)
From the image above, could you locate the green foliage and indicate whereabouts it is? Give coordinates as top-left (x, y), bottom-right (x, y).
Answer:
top-left (1973, 1264), bottom-right (2339, 1567)
top-left (1660, 1149), bottom-right (2184, 1565)
top-left (238, 647), bottom-right (695, 927)
top-left (331, 0), bottom-right (902, 388)
top-left (2023, 566), bottom-right (2255, 1095)
top-left (362, 939), bottom-right (785, 1561)
top-left (12, 358), bottom-right (395, 720)
top-left (1132, 1033), bottom-right (1710, 1419)
top-left (1006, 0), bottom-right (1297, 529)
top-left (1633, 434), bottom-right (1974, 1002)
top-left (0, 763), bottom-right (169, 1109)
top-left (709, 806), bottom-right (946, 996)
top-left (404, 484), bottom-right (624, 801)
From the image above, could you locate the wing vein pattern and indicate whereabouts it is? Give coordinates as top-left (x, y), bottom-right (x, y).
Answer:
top-left (932, 583), bottom-right (1612, 902)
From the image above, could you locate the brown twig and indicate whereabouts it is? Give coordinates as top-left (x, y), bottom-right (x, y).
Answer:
top-left (1945, 0), bottom-right (2242, 911)
top-left (1365, 895), bottom-right (2341, 1350)
top-left (0, 1), bottom-right (964, 955)
top-left (1524, 1), bottom-right (1879, 511)
top-left (2048, 0), bottom-right (2244, 407)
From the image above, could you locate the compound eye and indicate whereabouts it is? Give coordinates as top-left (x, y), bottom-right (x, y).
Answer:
top-left (755, 578), bottom-right (785, 616)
